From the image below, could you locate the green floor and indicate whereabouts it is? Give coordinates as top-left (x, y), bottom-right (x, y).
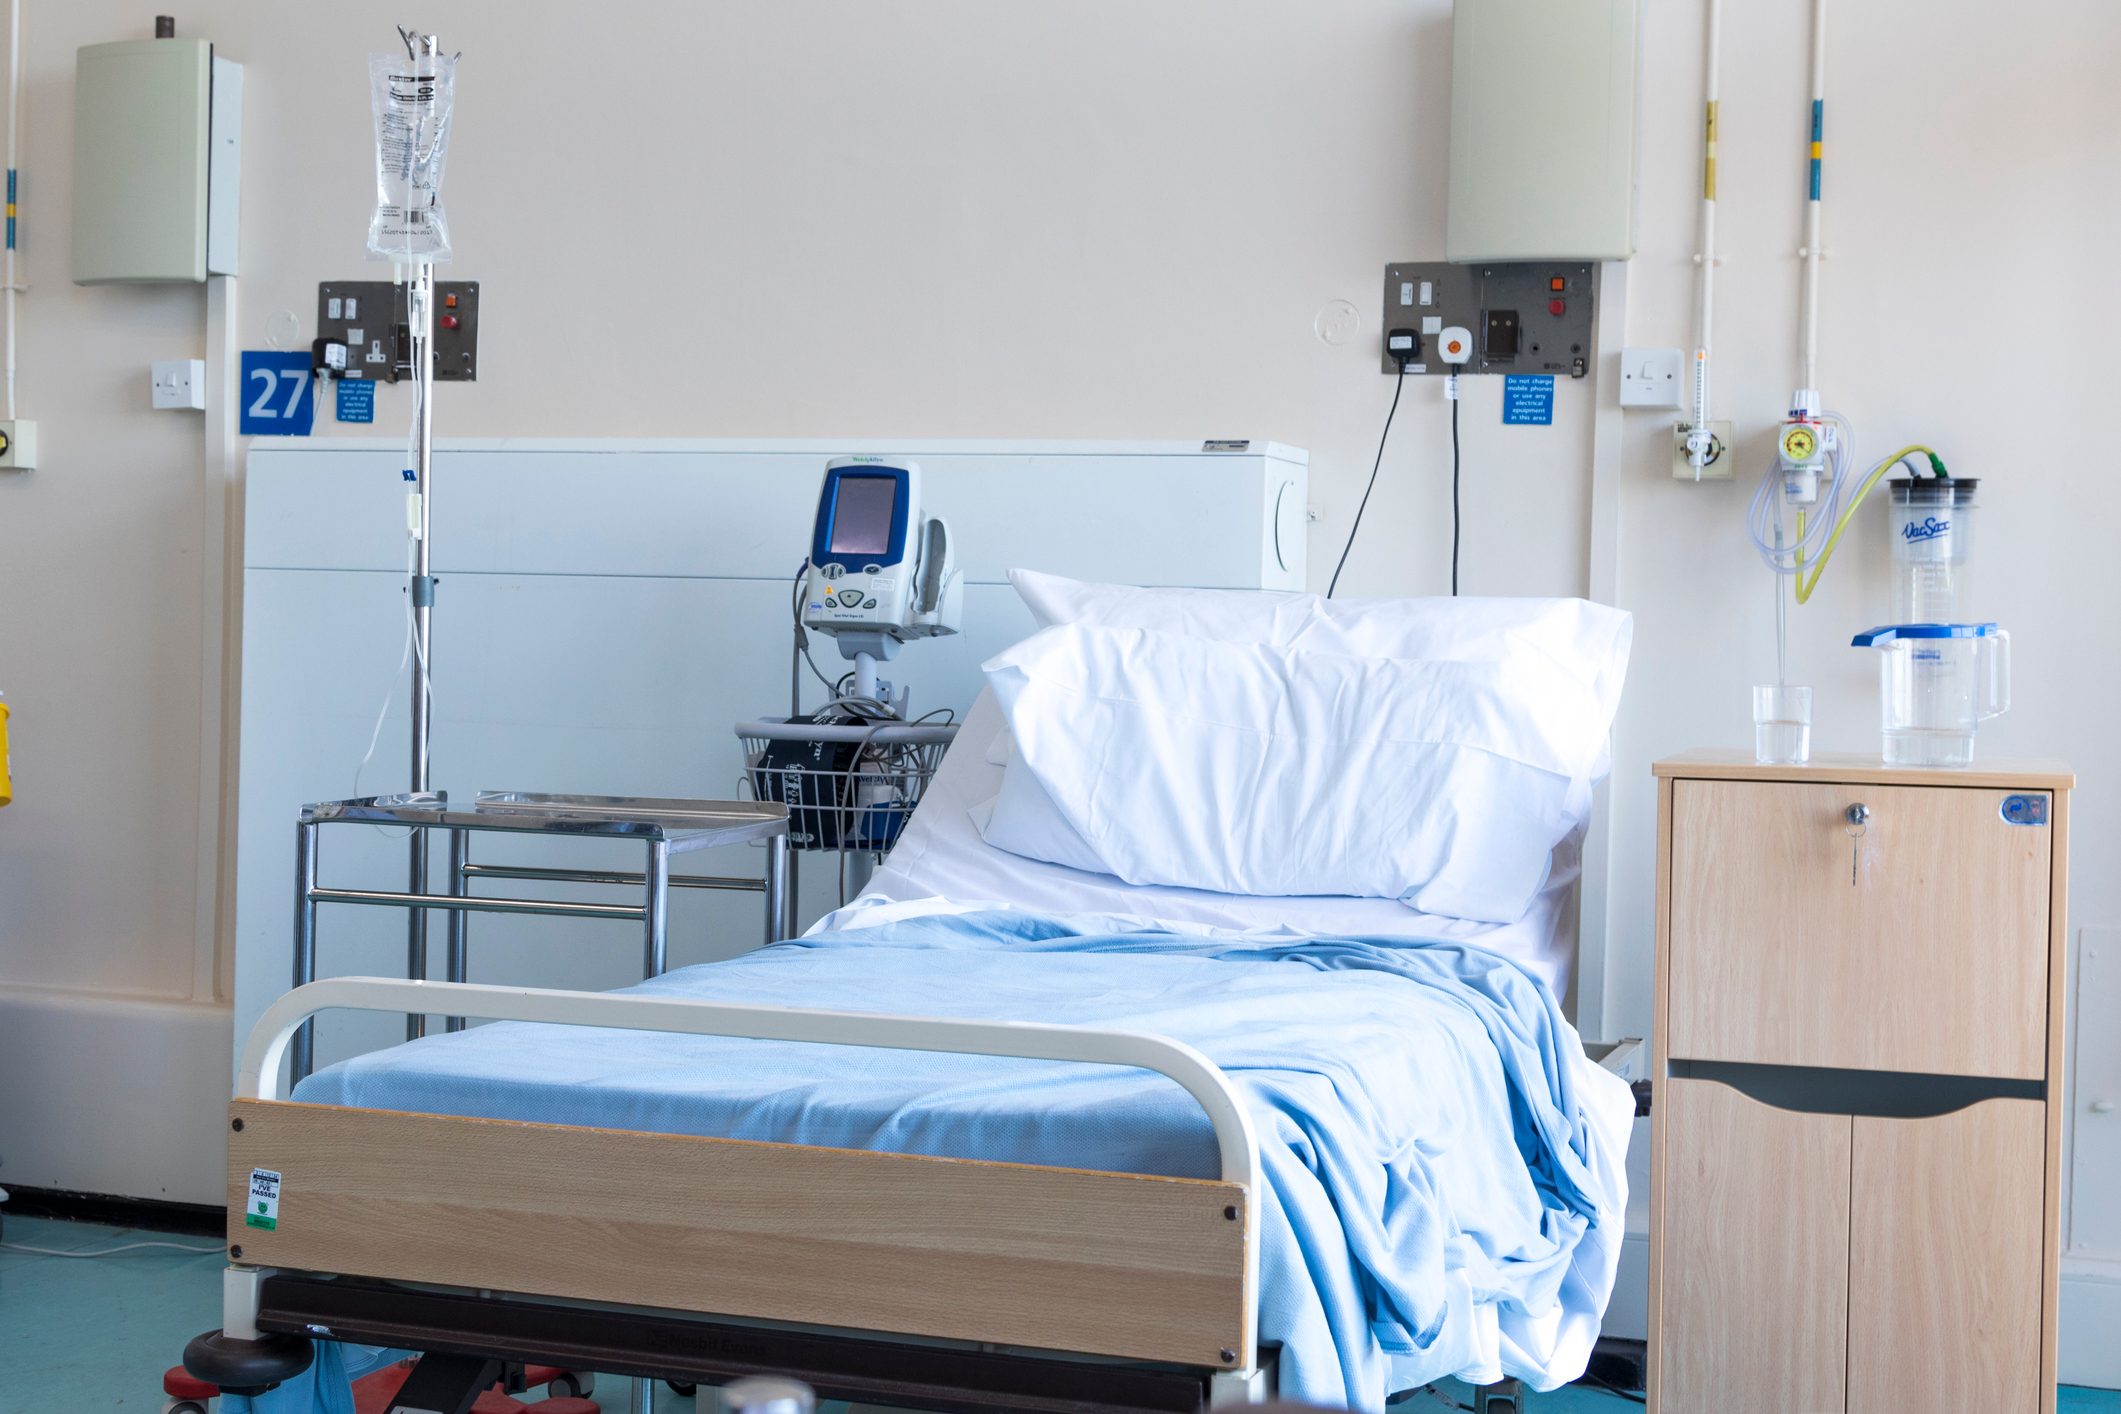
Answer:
top-left (3, 1215), bottom-right (2115, 1411)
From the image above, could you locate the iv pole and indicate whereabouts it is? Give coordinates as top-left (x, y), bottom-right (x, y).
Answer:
top-left (403, 30), bottom-right (440, 1042)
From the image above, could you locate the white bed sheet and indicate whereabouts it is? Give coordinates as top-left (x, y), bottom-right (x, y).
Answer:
top-left (834, 689), bottom-right (1579, 995)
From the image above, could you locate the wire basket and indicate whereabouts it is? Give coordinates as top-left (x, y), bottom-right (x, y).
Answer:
top-left (736, 718), bottom-right (957, 855)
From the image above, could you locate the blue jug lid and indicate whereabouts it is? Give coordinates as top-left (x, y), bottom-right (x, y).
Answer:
top-left (1851, 622), bottom-right (2000, 646)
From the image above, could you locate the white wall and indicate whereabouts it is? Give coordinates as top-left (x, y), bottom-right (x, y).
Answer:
top-left (0, 0), bottom-right (2116, 1376)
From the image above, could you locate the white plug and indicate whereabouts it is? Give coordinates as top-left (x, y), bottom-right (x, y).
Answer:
top-left (1437, 326), bottom-right (1474, 365)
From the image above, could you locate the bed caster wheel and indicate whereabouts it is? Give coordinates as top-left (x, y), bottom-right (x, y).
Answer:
top-left (182, 1329), bottom-right (314, 1396)
top-left (665, 1381), bottom-right (696, 1398)
top-left (164, 1362), bottom-right (220, 1412)
top-left (548, 1372), bottom-right (592, 1398)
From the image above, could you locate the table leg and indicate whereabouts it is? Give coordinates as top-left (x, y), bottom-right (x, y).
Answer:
top-left (784, 848), bottom-right (801, 941)
top-left (406, 827), bottom-right (429, 1042)
top-left (644, 838), bottom-right (671, 978)
top-left (290, 820), bottom-right (320, 1085)
top-left (764, 833), bottom-right (789, 945)
top-left (444, 827), bottom-right (469, 1032)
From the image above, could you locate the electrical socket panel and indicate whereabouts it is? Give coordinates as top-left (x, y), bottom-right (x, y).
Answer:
top-left (1381, 262), bottom-right (1594, 377)
top-left (1671, 421), bottom-right (1734, 480)
top-left (315, 280), bottom-right (481, 382)
top-left (0, 419), bottom-right (37, 471)
top-left (1619, 347), bottom-right (1685, 408)
top-left (151, 358), bottom-right (207, 410)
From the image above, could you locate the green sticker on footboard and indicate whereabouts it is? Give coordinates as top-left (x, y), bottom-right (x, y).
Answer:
top-left (245, 1167), bottom-right (282, 1230)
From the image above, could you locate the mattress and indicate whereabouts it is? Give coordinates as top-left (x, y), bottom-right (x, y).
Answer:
top-left (829, 689), bottom-right (1581, 994)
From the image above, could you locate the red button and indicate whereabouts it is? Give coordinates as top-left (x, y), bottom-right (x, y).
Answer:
top-left (440, 314), bottom-right (461, 330)
top-left (1548, 299), bottom-right (1566, 316)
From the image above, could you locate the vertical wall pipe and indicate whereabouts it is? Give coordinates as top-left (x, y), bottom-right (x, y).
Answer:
top-left (1686, 0), bottom-right (1722, 474)
top-left (1799, 0), bottom-right (1827, 393)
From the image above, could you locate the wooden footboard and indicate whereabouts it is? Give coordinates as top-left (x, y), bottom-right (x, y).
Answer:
top-left (226, 1099), bottom-right (1248, 1368)
top-left (225, 977), bottom-right (1261, 1375)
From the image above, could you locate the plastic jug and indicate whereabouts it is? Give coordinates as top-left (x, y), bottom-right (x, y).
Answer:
top-left (1852, 623), bottom-right (2010, 767)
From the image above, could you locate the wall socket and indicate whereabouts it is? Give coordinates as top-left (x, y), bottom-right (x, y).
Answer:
top-left (1671, 421), bottom-right (1734, 480)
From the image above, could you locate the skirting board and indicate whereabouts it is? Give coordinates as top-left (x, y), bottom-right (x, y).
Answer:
top-left (0, 988), bottom-right (230, 1205)
top-left (2061, 1259), bottom-right (2121, 1388)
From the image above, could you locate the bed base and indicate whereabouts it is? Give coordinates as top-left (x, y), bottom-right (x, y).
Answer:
top-left (252, 1272), bottom-right (1255, 1413)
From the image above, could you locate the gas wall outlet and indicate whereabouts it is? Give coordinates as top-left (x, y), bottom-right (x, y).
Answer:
top-left (1619, 347), bottom-right (1685, 408)
top-left (151, 358), bottom-right (207, 410)
top-left (1671, 421), bottom-right (1734, 480)
top-left (0, 419), bottom-right (38, 471)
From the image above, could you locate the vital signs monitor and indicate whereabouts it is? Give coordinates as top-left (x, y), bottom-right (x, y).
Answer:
top-left (802, 458), bottom-right (961, 698)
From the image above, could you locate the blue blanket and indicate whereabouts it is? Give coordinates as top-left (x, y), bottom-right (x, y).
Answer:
top-left (244, 911), bottom-right (1623, 1411)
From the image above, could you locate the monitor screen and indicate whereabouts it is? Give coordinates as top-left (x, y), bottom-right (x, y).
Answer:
top-left (828, 475), bottom-right (898, 557)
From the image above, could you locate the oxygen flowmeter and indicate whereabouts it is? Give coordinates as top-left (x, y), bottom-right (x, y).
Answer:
top-left (1777, 389), bottom-right (1834, 506)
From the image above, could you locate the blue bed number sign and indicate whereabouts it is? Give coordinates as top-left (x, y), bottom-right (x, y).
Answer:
top-left (240, 351), bottom-right (316, 436)
top-left (335, 377), bottom-right (376, 424)
top-left (1502, 375), bottom-right (1554, 426)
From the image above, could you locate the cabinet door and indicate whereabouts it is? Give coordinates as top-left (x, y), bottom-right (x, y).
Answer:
top-left (1847, 1097), bottom-right (2046, 1414)
top-left (1668, 780), bottom-right (2049, 1078)
top-left (1657, 1077), bottom-right (1852, 1414)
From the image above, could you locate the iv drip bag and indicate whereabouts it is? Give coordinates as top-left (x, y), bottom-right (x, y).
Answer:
top-left (367, 46), bottom-right (457, 261)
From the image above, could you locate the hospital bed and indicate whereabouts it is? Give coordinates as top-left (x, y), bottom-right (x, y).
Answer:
top-left (191, 663), bottom-right (1637, 1414)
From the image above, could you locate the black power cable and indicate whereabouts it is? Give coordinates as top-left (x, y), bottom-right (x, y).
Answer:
top-left (1450, 385), bottom-right (1462, 596)
top-left (1578, 1370), bottom-right (1648, 1404)
top-left (1327, 361), bottom-right (1408, 598)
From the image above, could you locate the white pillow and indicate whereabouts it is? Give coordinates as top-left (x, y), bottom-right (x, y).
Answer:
top-left (979, 623), bottom-right (1607, 924)
top-left (1009, 569), bottom-right (1632, 769)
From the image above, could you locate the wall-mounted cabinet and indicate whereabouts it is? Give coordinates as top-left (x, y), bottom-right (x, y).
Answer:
top-left (71, 36), bottom-right (241, 284)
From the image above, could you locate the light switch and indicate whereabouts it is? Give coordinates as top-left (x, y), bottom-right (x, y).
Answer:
top-left (150, 358), bottom-right (207, 410)
top-left (1619, 347), bottom-right (1685, 409)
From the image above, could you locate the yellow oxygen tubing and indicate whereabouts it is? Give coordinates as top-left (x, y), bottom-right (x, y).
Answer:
top-left (1793, 443), bottom-right (1946, 604)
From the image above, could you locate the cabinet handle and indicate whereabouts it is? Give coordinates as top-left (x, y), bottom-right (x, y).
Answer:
top-left (1845, 803), bottom-right (1872, 826)
top-left (2094, 1099), bottom-right (2116, 1115)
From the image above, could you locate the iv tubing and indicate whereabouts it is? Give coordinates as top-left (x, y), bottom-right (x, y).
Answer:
top-left (1688, 0), bottom-right (1722, 470)
top-left (1799, 0), bottom-right (1826, 391)
top-left (1791, 443), bottom-right (1937, 605)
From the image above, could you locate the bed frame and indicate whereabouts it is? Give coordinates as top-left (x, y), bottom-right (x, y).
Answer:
top-left (190, 976), bottom-right (1641, 1412)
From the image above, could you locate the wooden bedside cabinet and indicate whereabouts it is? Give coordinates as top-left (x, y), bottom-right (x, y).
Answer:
top-left (1648, 750), bottom-right (2074, 1414)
